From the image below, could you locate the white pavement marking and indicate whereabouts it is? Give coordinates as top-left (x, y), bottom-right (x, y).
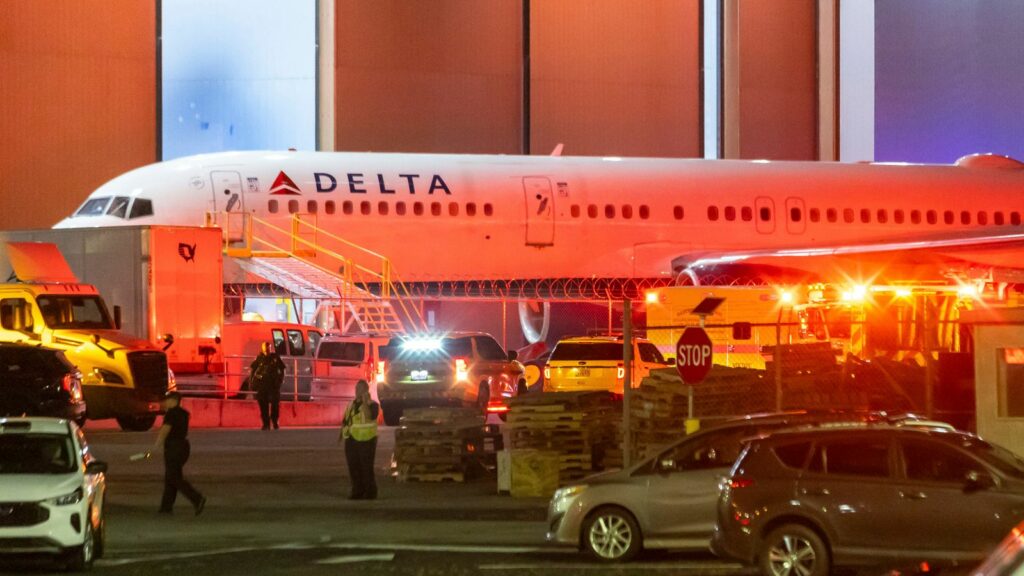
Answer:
top-left (478, 562), bottom-right (745, 571)
top-left (316, 553), bottom-right (396, 565)
top-left (327, 542), bottom-right (573, 555)
top-left (95, 546), bottom-right (262, 566)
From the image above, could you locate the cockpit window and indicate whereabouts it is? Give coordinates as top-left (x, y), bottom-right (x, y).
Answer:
top-left (75, 197), bottom-right (111, 217)
top-left (107, 196), bottom-right (131, 218)
top-left (129, 198), bottom-right (153, 219)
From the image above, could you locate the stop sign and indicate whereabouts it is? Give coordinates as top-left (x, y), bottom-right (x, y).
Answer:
top-left (676, 328), bottom-right (713, 384)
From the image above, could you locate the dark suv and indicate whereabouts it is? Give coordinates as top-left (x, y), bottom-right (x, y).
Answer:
top-left (714, 426), bottom-right (1024, 576)
top-left (0, 343), bottom-right (86, 424)
top-left (377, 333), bottom-right (526, 426)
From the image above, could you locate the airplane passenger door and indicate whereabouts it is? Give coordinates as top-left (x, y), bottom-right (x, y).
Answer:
top-left (210, 171), bottom-right (245, 240)
top-left (523, 177), bottom-right (555, 246)
top-left (754, 197), bottom-right (775, 234)
top-left (785, 197), bottom-right (806, 234)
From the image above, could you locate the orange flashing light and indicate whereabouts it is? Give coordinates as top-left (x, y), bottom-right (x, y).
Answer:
top-left (375, 360), bottom-right (386, 384)
top-left (543, 365), bottom-right (551, 380)
top-left (645, 291), bottom-right (659, 304)
top-left (454, 358), bottom-right (469, 382)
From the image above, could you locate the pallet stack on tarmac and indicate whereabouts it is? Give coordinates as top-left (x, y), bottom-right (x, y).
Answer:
top-left (505, 391), bottom-right (623, 496)
top-left (630, 368), bottom-right (692, 461)
top-left (393, 407), bottom-right (501, 482)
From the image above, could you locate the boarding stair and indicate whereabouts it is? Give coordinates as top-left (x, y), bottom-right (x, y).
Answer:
top-left (206, 211), bottom-right (424, 335)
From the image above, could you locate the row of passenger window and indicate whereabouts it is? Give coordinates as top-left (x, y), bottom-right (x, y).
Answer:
top-left (268, 199), bottom-right (495, 217)
top-left (708, 205), bottom-right (1024, 226)
top-left (568, 204), bottom-right (654, 220)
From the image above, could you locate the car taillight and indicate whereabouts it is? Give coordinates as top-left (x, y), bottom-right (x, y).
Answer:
top-left (543, 365), bottom-right (551, 380)
top-left (729, 476), bottom-right (754, 489)
top-left (375, 360), bottom-right (387, 384)
top-left (63, 373), bottom-right (83, 402)
top-left (454, 358), bottom-right (469, 382)
top-left (616, 363), bottom-right (625, 379)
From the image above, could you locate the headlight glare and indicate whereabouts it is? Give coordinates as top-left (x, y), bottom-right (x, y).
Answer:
top-left (50, 488), bottom-right (83, 506)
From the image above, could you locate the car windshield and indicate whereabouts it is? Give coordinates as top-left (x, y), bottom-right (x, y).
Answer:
top-left (37, 296), bottom-right (114, 329)
top-left (0, 434), bottom-right (76, 474)
top-left (550, 343), bottom-right (623, 361)
top-left (963, 437), bottom-right (1024, 480)
top-left (74, 197), bottom-right (111, 217)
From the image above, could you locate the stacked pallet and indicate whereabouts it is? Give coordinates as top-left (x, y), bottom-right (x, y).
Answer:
top-left (394, 407), bottom-right (499, 482)
top-left (507, 391), bottom-right (622, 488)
top-left (630, 368), bottom-right (692, 461)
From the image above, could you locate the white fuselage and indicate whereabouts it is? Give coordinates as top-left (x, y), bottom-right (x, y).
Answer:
top-left (55, 151), bottom-right (1024, 282)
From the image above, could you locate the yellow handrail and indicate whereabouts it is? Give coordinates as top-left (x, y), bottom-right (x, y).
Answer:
top-left (207, 211), bottom-right (426, 331)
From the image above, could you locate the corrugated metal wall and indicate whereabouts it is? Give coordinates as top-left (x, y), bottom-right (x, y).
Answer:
top-left (0, 0), bottom-right (157, 230)
top-left (530, 0), bottom-right (703, 158)
top-left (334, 0), bottom-right (523, 154)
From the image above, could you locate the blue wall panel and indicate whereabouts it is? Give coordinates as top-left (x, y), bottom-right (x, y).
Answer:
top-left (161, 0), bottom-right (316, 160)
top-left (875, 1), bottom-right (1024, 163)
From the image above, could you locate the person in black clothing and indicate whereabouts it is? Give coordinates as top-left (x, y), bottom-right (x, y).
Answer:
top-left (250, 341), bottom-right (286, 430)
top-left (153, 392), bottom-right (206, 515)
top-left (338, 380), bottom-right (380, 500)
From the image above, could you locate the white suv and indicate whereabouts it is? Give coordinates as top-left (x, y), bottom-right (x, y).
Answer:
top-left (0, 417), bottom-right (107, 571)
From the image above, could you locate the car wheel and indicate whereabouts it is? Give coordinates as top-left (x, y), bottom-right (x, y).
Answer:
top-left (516, 380), bottom-right (528, 396)
top-left (582, 506), bottom-right (642, 562)
top-left (93, 515), bottom-right (106, 559)
top-left (381, 402), bottom-right (402, 427)
top-left (758, 524), bottom-right (829, 576)
top-left (476, 383), bottom-right (490, 412)
top-left (116, 415), bottom-right (157, 432)
top-left (64, 519), bottom-right (95, 572)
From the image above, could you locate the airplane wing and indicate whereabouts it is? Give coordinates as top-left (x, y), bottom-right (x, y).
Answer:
top-left (672, 228), bottom-right (1024, 284)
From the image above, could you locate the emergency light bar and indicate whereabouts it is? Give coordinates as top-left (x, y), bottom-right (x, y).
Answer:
top-left (402, 337), bottom-right (443, 352)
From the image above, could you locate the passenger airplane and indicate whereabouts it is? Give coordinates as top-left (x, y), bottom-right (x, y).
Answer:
top-left (55, 150), bottom-right (1024, 288)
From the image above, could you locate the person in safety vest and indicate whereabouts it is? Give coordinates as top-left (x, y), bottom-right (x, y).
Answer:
top-left (339, 380), bottom-right (379, 499)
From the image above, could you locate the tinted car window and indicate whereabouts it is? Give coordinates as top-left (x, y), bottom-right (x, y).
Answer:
top-left (902, 440), bottom-right (980, 484)
top-left (810, 439), bottom-right (890, 477)
top-left (661, 427), bottom-right (750, 472)
top-left (550, 343), bottom-right (622, 361)
top-left (272, 330), bottom-right (287, 356)
top-left (317, 342), bottom-right (366, 364)
top-left (474, 336), bottom-right (507, 361)
top-left (0, 346), bottom-right (66, 374)
top-left (287, 330), bottom-right (306, 356)
top-left (308, 331), bottom-right (322, 355)
top-left (638, 342), bottom-right (666, 364)
top-left (773, 441), bottom-right (813, 469)
top-left (444, 337), bottom-right (473, 358)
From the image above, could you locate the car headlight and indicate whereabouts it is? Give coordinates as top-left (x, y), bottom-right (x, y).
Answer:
top-left (551, 485), bottom-right (587, 514)
top-left (49, 488), bottom-right (83, 506)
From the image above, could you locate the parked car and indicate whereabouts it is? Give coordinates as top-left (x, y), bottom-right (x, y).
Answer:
top-left (310, 333), bottom-right (389, 401)
top-left (222, 321), bottom-right (323, 400)
top-left (714, 426), bottom-right (1024, 576)
top-left (544, 336), bottom-right (670, 394)
top-left (377, 332), bottom-right (526, 426)
top-left (0, 343), bottom-right (86, 425)
top-left (546, 411), bottom-right (937, 562)
top-left (0, 417), bottom-right (108, 571)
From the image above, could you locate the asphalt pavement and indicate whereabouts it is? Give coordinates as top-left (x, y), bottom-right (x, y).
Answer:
top-left (1, 424), bottom-right (750, 575)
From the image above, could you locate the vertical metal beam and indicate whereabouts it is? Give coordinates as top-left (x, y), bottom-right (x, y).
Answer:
top-left (155, 0), bottom-right (163, 161)
top-left (521, 0), bottom-right (531, 155)
top-left (817, 0), bottom-right (839, 161)
top-left (720, 0), bottom-right (739, 158)
top-left (317, 0), bottom-right (336, 152)
top-left (623, 299), bottom-right (633, 468)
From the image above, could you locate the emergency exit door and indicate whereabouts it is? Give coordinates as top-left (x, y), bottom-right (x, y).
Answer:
top-left (523, 177), bottom-right (555, 246)
top-left (211, 171), bottom-right (245, 241)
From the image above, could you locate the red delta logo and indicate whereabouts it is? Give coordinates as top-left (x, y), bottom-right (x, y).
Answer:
top-left (269, 171), bottom-right (301, 195)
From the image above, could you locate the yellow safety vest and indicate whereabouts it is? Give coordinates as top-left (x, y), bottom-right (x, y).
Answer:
top-left (342, 400), bottom-right (378, 442)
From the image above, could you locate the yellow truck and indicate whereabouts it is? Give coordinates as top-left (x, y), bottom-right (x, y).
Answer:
top-left (0, 242), bottom-right (171, 430)
top-left (645, 286), bottom-right (832, 370)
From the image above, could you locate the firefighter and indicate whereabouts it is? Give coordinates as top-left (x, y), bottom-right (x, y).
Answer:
top-left (339, 380), bottom-right (379, 500)
top-left (251, 341), bottom-right (286, 430)
top-left (153, 392), bottom-right (206, 515)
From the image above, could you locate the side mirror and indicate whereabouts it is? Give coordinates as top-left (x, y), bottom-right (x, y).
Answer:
top-left (113, 305), bottom-right (122, 330)
top-left (85, 460), bottom-right (108, 475)
top-left (965, 470), bottom-right (995, 492)
top-left (507, 350), bottom-right (518, 362)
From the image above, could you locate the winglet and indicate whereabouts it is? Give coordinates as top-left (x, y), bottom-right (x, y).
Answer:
top-left (550, 143), bottom-right (564, 157)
